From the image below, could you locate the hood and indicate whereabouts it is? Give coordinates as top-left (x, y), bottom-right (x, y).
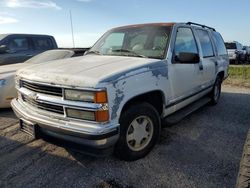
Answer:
top-left (17, 55), bottom-right (161, 88)
top-left (0, 63), bottom-right (30, 75)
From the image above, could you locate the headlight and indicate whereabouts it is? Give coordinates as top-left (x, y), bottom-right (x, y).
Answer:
top-left (64, 89), bottom-right (107, 103)
top-left (0, 79), bottom-right (6, 87)
top-left (64, 89), bottom-right (109, 122)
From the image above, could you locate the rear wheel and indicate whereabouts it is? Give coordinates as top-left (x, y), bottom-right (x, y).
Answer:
top-left (210, 76), bottom-right (222, 105)
top-left (114, 103), bottom-right (160, 161)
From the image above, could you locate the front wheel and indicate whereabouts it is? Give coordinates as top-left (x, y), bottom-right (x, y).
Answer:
top-left (114, 103), bottom-right (160, 161)
top-left (209, 76), bottom-right (222, 105)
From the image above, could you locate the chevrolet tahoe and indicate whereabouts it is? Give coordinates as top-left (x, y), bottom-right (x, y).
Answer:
top-left (11, 22), bottom-right (229, 161)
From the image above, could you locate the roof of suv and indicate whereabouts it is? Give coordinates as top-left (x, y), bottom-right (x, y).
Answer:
top-left (113, 22), bottom-right (216, 31)
top-left (115, 22), bottom-right (176, 29)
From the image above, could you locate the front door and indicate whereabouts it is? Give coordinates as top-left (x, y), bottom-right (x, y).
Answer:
top-left (168, 27), bottom-right (202, 104)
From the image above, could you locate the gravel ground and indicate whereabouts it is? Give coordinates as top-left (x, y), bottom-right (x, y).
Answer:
top-left (0, 85), bottom-right (249, 188)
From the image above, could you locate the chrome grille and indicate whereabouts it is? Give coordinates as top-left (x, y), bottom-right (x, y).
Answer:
top-left (22, 95), bottom-right (64, 115)
top-left (21, 80), bottom-right (63, 97)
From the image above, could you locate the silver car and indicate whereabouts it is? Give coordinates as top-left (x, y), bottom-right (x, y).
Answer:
top-left (225, 41), bottom-right (246, 64)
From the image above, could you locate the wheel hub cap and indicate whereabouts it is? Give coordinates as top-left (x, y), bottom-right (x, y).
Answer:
top-left (126, 116), bottom-right (153, 151)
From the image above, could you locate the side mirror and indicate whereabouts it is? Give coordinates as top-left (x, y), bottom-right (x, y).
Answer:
top-left (0, 45), bottom-right (9, 54)
top-left (175, 52), bottom-right (200, 64)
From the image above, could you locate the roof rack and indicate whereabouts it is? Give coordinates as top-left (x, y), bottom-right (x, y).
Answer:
top-left (186, 22), bottom-right (216, 31)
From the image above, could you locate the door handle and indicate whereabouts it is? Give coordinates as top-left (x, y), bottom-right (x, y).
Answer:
top-left (215, 61), bottom-right (218, 66)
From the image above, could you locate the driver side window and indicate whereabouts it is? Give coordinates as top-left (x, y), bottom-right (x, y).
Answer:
top-left (174, 27), bottom-right (198, 55)
top-left (7, 37), bottom-right (29, 52)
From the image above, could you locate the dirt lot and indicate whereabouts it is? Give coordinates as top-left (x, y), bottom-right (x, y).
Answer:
top-left (0, 85), bottom-right (249, 188)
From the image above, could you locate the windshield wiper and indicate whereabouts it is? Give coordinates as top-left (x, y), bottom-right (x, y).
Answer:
top-left (112, 49), bottom-right (148, 58)
top-left (85, 50), bottom-right (101, 55)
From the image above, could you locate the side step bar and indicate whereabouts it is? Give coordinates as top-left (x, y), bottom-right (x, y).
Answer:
top-left (162, 97), bottom-right (211, 126)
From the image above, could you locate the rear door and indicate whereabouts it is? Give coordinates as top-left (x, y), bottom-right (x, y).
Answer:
top-left (194, 29), bottom-right (216, 87)
top-left (211, 31), bottom-right (228, 76)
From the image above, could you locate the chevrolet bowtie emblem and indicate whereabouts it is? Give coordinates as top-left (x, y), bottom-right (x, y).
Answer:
top-left (28, 92), bottom-right (38, 100)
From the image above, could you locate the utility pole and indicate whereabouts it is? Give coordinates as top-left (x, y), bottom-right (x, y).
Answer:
top-left (69, 10), bottom-right (75, 48)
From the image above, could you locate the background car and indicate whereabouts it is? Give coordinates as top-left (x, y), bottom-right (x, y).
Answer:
top-left (243, 46), bottom-right (250, 62)
top-left (0, 49), bottom-right (88, 108)
top-left (0, 34), bottom-right (58, 66)
top-left (225, 41), bottom-right (246, 64)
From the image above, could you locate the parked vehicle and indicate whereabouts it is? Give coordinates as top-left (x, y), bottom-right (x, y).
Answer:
top-left (243, 46), bottom-right (250, 62)
top-left (11, 22), bottom-right (229, 161)
top-left (225, 41), bottom-right (245, 64)
top-left (0, 34), bottom-right (58, 66)
top-left (0, 49), bottom-right (86, 108)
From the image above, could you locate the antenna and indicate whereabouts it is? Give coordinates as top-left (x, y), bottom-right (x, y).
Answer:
top-left (69, 10), bottom-right (75, 48)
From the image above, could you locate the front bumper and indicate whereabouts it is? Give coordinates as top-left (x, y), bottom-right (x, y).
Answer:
top-left (11, 98), bottom-right (119, 151)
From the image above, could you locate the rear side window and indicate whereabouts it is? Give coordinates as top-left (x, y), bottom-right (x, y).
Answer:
top-left (196, 30), bottom-right (214, 57)
top-left (213, 32), bottom-right (227, 55)
top-left (33, 37), bottom-right (54, 50)
top-left (174, 27), bottom-right (198, 55)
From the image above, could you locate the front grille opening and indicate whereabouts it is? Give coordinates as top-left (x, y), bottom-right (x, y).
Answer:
top-left (22, 95), bottom-right (64, 115)
top-left (21, 80), bottom-right (62, 97)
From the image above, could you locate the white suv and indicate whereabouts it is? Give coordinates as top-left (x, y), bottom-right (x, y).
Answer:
top-left (11, 22), bottom-right (229, 161)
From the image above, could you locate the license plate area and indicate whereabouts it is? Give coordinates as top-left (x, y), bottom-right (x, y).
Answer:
top-left (20, 119), bottom-right (36, 137)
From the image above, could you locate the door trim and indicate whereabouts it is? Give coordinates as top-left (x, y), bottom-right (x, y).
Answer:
top-left (165, 84), bottom-right (213, 108)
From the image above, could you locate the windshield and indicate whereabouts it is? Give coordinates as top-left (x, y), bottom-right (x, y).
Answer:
top-left (225, 42), bottom-right (236, 49)
top-left (89, 25), bottom-right (172, 59)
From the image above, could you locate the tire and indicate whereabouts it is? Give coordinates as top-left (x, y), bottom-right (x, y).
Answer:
top-left (114, 103), bottom-right (160, 161)
top-left (209, 76), bottom-right (222, 105)
top-left (236, 130), bottom-right (250, 188)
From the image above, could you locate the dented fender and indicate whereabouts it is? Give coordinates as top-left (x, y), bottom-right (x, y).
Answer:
top-left (98, 60), bottom-right (169, 123)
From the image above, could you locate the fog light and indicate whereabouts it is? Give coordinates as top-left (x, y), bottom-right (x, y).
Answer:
top-left (66, 108), bottom-right (95, 121)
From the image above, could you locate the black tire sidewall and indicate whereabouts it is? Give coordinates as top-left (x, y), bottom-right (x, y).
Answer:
top-left (115, 103), bottom-right (160, 161)
top-left (210, 76), bottom-right (222, 105)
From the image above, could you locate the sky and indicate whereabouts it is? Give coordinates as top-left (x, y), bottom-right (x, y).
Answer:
top-left (0, 0), bottom-right (249, 48)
